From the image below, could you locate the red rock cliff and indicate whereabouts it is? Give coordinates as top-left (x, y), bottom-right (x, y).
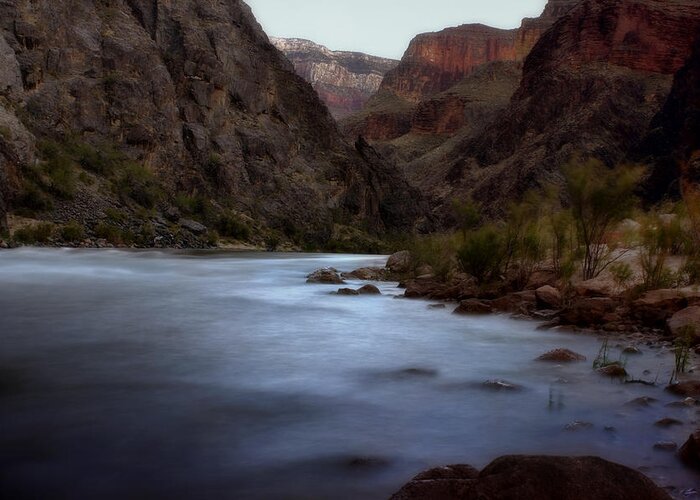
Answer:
top-left (379, 0), bottom-right (579, 102)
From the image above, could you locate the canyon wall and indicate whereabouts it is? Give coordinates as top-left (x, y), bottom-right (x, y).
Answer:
top-left (0, 0), bottom-right (421, 246)
top-left (271, 38), bottom-right (398, 119)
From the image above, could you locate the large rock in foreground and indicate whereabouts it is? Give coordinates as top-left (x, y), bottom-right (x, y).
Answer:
top-left (390, 455), bottom-right (670, 500)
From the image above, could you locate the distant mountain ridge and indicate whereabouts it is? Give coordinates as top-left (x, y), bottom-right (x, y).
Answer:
top-left (271, 38), bottom-right (398, 119)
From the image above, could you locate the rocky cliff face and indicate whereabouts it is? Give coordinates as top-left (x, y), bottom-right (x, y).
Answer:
top-left (271, 38), bottom-right (398, 119)
top-left (434, 0), bottom-right (700, 223)
top-left (641, 35), bottom-right (700, 202)
top-left (344, 0), bottom-right (577, 142)
top-left (381, 0), bottom-right (578, 103)
top-left (0, 0), bottom-right (420, 247)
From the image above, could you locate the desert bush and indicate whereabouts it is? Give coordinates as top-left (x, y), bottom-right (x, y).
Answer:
top-left (13, 223), bottom-right (54, 244)
top-left (408, 234), bottom-right (459, 280)
top-left (451, 198), bottom-right (481, 239)
top-left (217, 212), bottom-right (251, 240)
top-left (564, 157), bottom-right (642, 280)
top-left (114, 163), bottom-right (161, 208)
top-left (457, 225), bottom-right (506, 284)
top-left (60, 222), bottom-right (85, 242)
top-left (609, 262), bottom-right (634, 294)
top-left (639, 214), bottom-right (680, 290)
top-left (94, 223), bottom-right (133, 245)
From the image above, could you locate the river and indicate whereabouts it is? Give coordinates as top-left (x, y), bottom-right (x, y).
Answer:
top-left (0, 249), bottom-right (698, 499)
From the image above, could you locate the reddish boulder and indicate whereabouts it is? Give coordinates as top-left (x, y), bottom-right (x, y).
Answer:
top-left (386, 251), bottom-right (412, 274)
top-left (454, 299), bottom-right (493, 315)
top-left (667, 380), bottom-right (700, 397)
top-left (667, 306), bottom-right (700, 344)
top-left (632, 289), bottom-right (700, 326)
top-left (491, 291), bottom-right (537, 314)
top-left (560, 298), bottom-right (618, 327)
top-left (536, 285), bottom-right (562, 309)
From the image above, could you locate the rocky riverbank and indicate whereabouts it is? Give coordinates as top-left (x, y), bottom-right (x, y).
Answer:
top-left (305, 251), bottom-right (700, 497)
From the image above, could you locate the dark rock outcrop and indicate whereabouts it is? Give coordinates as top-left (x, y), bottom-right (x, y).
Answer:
top-left (437, 0), bottom-right (700, 222)
top-left (0, 0), bottom-right (421, 246)
top-left (390, 455), bottom-right (671, 500)
top-left (640, 33), bottom-right (700, 202)
top-left (270, 38), bottom-right (398, 119)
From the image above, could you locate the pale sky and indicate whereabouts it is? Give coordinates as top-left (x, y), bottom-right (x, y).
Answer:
top-left (246, 0), bottom-right (548, 59)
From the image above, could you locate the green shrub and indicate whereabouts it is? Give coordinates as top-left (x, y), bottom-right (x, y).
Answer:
top-left (609, 262), bottom-right (634, 293)
top-left (206, 230), bottom-right (220, 247)
top-left (639, 214), bottom-right (680, 291)
top-left (265, 234), bottom-right (281, 252)
top-left (13, 223), bottom-right (54, 244)
top-left (174, 193), bottom-right (215, 222)
top-left (60, 222), bottom-right (85, 242)
top-left (217, 213), bottom-right (251, 240)
top-left (16, 181), bottom-right (53, 212)
top-left (94, 223), bottom-right (126, 245)
top-left (114, 163), bottom-right (161, 208)
top-left (104, 208), bottom-right (127, 223)
top-left (38, 140), bottom-right (76, 199)
top-left (457, 225), bottom-right (506, 284)
top-left (564, 157), bottom-right (642, 279)
top-left (408, 234), bottom-right (459, 280)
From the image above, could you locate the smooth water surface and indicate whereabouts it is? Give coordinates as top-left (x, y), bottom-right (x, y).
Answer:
top-left (0, 249), bottom-right (699, 499)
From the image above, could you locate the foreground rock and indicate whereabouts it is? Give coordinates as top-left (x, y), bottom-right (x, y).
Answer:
top-left (390, 455), bottom-right (671, 500)
top-left (632, 289), bottom-right (700, 327)
top-left (535, 286), bottom-right (562, 309)
top-left (386, 251), bottom-right (412, 274)
top-left (667, 306), bottom-right (700, 344)
top-left (667, 380), bottom-right (700, 397)
top-left (342, 267), bottom-right (387, 281)
top-left (680, 430), bottom-right (700, 469)
top-left (537, 349), bottom-right (586, 362)
top-left (307, 268), bottom-right (345, 284)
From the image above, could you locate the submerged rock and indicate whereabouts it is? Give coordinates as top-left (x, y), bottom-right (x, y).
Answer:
top-left (358, 284), bottom-right (381, 295)
top-left (653, 441), bottom-right (678, 451)
top-left (625, 396), bottom-right (658, 407)
top-left (565, 421), bottom-right (594, 431)
top-left (454, 299), bottom-right (492, 315)
top-left (481, 380), bottom-right (522, 392)
top-left (390, 455), bottom-right (671, 500)
top-left (337, 288), bottom-right (359, 296)
top-left (537, 349), bottom-right (586, 362)
top-left (655, 417), bottom-right (683, 428)
top-left (597, 364), bottom-right (628, 378)
top-left (307, 268), bottom-right (345, 284)
top-left (665, 397), bottom-right (698, 408)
